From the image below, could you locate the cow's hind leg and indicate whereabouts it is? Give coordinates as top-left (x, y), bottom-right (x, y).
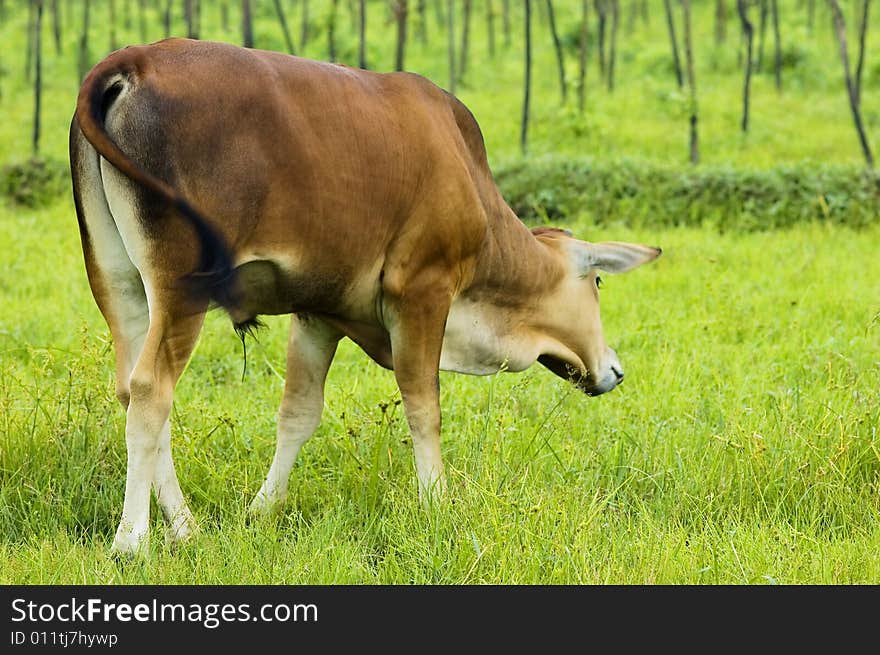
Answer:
top-left (153, 419), bottom-right (197, 544)
top-left (91, 278), bottom-right (198, 546)
top-left (72, 123), bottom-right (197, 549)
top-left (112, 294), bottom-right (206, 554)
top-left (250, 314), bottom-right (341, 514)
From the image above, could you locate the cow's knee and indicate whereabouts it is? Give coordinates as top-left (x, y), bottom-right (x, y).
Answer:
top-left (126, 373), bottom-right (173, 441)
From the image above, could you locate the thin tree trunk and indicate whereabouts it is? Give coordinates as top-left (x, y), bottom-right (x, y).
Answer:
top-left (359, 0), bottom-right (367, 69)
top-left (447, 0), bottom-right (455, 92)
top-left (663, 0), bottom-right (683, 87)
top-left (77, 0), bottom-right (90, 81)
top-left (459, 0), bottom-right (472, 81)
top-left (434, 0), bottom-right (445, 30)
top-left (608, 0), bottom-right (619, 91)
top-left (351, 0), bottom-right (360, 34)
top-left (503, 0), bottom-right (510, 47)
top-left (417, 0), bottom-right (427, 44)
top-left (273, 0), bottom-right (295, 53)
top-left (221, 1), bottom-right (229, 32)
top-left (772, 0), bottom-right (781, 90)
top-left (51, 0), bottom-right (61, 54)
top-left (26, 0), bottom-right (34, 81)
top-left (328, 0), bottom-right (339, 61)
top-left (521, 0), bottom-right (532, 154)
top-left (627, 0), bottom-right (637, 33)
top-left (138, 0), bottom-right (146, 42)
top-left (547, 0), bottom-right (566, 101)
top-left (301, 0), bottom-right (310, 49)
top-left (737, 0), bottom-right (753, 132)
top-left (487, 0), bottom-right (495, 58)
top-left (164, 0), bottom-right (172, 37)
top-left (716, 0), bottom-right (727, 44)
top-left (682, 0), bottom-right (698, 164)
top-left (0, 4), bottom-right (9, 96)
top-left (33, 0), bottom-right (44, 156)
top-left (578, 0), bottom-right (589, 112)
top-left (737, 7), bottom-right (744, 65)
top-left (855, 0), bottom-right (871, 104)
top-left (757, 0), bottom-right (767, 70)
top-left (185, 0), bottom-right (194, 37)
top-left (596, 0), bottom-right (607, 80)
top-left (242, 0), bottom-right (253, 47)
top-left (110, 0), bottom-right (117, 50)
top-left (828, 0), bottom-right (874, 166)
top-left (395, 0), bottom-right (408, 71)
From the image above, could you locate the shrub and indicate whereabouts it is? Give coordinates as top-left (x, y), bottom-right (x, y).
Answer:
top-left (495, 157), bottom-right (880, 232)
top-left (1, 158), bottom-right (69, 208)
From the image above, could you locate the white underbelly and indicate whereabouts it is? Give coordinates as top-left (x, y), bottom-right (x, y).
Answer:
top-left (439, 298), bottom-right (536, 375)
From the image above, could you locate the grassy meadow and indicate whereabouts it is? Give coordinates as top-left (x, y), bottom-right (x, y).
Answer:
top-left (1, 2), bottom-right (879, 584)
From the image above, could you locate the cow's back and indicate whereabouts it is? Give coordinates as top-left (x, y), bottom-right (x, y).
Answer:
top-left (99, 38), bottom-right (489, 319)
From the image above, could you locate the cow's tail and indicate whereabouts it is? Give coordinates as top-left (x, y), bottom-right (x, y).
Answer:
top-left (75, 53), bottom-right (240, 315)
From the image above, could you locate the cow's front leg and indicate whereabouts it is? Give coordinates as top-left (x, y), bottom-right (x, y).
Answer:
top-left (387, 282), bottom-right (453, 502)
top-left (250, 315), bottom-right (341, 514)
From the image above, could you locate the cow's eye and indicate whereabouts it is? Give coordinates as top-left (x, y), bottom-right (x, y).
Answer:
top-left (595, 275), bottom-right (603, 289)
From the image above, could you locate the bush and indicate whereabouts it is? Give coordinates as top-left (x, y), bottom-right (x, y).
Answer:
top-left (495, 157), bottom-right (880, 232)
top-left (3, 153), bottom-right (876, 233)
top-left (1, 158), bottom-right (69, 208)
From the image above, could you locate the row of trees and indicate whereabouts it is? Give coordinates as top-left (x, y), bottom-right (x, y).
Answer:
top-left (7, 1), bottom-right (876, 167)
top-left (486, 0), bottom-right (871, 166)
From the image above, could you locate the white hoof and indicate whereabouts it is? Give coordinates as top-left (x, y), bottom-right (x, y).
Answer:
top-left (164, 509), bottom-right (197, 546)
top-left (111, 521), bottom-right (149, 557)
top-left (418, 475), bottom-right (447, 506)
top-left (249, 489), bottom-right (287, 516)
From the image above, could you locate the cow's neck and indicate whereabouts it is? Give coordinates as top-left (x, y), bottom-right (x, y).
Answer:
top-left (439, 207), bottom-right (568, 376)
top-left (466, 205), bottom-right (566, 304)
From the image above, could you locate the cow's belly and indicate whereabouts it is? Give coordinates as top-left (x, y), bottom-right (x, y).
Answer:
top-left (439, 299), bottom-right (536, 376)
top-left (230, 258), bottom-right (537, 376)
top-left (230, 253), bottom-right (373, 322)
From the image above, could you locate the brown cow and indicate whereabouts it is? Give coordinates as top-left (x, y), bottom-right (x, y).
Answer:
top-left (70, 38), bottom-right (660, 555)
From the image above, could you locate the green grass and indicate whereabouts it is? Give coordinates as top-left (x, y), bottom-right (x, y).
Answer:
top-left (1, 200), bottom-right (878, 583)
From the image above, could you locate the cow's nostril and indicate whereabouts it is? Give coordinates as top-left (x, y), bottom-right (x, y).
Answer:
top-left (612, 366), bottom-right (624, 381)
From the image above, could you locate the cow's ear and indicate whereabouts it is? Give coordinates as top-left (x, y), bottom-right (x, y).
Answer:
top-left (572, 241), bottom-right (662, 275)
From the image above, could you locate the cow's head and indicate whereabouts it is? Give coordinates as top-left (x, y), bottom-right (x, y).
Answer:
top-left (534, 229), bottom-right (661, 396)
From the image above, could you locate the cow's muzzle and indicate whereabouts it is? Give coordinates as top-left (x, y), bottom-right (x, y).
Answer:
top-left (586, 362), bottom-right (625, 396)
top-left (538, 350), bottom-right (625, 396)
